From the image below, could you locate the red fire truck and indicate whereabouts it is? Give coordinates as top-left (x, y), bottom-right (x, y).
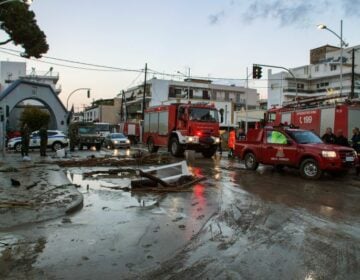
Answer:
top-left (143, 103), bottom-right (220, 158)
top-left (266, 103), bottom-right (360, 138)
top-left (119, 121), bottom-right (140, 144)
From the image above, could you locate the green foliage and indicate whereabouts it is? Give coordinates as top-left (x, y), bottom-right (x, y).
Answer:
top-left (20, 106), bottom-right (50, 131)
top-left (0, 0), bottom-right (49, 58)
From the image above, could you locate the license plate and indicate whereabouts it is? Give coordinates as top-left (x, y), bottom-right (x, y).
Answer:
top-left (346, 156), bottom-right (354, 161)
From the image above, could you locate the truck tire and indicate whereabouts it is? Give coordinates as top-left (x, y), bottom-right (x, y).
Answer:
top-left (244, 152), bottom-right (259, 170)
top-left (300, 158), bottom-right (322, 180)
top-left (202, 146), bottom-right (217, 158)
top-left (170, 137), bottom-right (184, 157)
top-left (147, 137), bottom-right (159, 153)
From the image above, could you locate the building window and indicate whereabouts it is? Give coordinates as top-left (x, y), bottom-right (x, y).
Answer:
top-left (315, 65), bottom-right (319, 72)
top-left (297, 83), bottom-right (305, 89)
top-left (330, 64), bottom-right (337, 71)
top-left (202, 90), bottom-right (210, 100)
top-left (316, 82), bottom-right (329, 88)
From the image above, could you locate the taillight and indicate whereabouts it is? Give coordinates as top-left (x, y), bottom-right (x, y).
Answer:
top-left (196, 131), bottom-right (202, 137)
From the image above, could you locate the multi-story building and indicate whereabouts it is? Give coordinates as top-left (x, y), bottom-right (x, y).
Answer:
top-left (0, 61), bottom-right (61, 94)
top-left (267, 45), bottom-right (360, 108)
top-left (118, 78), bottom-right (258, 127)
top-left (83, 98), bottom-right (121, 124)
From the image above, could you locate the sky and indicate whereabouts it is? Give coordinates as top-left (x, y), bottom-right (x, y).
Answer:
top-left (1, 0), bottom-right (360, 111)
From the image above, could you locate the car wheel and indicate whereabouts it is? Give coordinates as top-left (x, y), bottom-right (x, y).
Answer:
top-left (14, 143), bottom-right (22, 153)
top-left (244, 152), bottom-right (259, 170)
top-left (52, 142), bottom-right (63, 151)
top-left (300, 158), bottom-right (322, 180)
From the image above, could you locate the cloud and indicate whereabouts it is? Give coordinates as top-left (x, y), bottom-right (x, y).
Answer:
top-left (342, 0), bottom-right (360, 16)
top-left (213, 0), bottom-right (360, 27)
top-left (208, 10), bottom-right (225, 25)
top-left (242, 0), bottom-right (322, 26)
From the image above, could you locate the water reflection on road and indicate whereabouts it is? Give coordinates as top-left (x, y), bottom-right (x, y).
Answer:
top-left (1, 151), bottom-right (360, 280)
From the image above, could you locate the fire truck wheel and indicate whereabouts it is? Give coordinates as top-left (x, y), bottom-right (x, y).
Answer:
top-left (300, 158), bottom-right (322, 179)
top-left (147, 138), bottom-right (159, 153)
top-left (244, 152), bottom-right (259, 170)
top-left (170, 137), bottom-right (184, 157)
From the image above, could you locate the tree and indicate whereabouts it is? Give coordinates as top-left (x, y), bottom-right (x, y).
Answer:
top-left (20, 106), bottom-right (50, 131)
top-left (0, 0), bottom-right (49, 58)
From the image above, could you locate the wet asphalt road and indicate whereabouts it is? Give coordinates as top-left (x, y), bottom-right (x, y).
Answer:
top-left (1, 150), bottom-right (360, 280)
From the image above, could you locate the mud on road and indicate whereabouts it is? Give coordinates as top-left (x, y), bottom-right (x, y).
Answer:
top-left (1, 152), bottom-right (360, 279)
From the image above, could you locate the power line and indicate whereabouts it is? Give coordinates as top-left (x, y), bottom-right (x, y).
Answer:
top-left (0, 50), bottom-right (127, 72)
top-left (0, 47), bottom-right (145, 73)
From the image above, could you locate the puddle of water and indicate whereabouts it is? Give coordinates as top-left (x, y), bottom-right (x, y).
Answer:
top-left (66, 169), bottom-right (161, 208)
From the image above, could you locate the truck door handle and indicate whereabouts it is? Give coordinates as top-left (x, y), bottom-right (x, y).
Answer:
top-left (266, 146), bottom-right (274, 149)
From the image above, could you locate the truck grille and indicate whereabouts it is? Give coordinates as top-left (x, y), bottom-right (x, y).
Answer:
top-left (339, 150), bottom-right (354, 160)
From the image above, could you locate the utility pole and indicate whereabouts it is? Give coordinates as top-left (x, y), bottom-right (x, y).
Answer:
top-left (142, 63), bottom-right (147, 120)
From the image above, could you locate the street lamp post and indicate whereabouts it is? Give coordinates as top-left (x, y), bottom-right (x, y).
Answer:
top-left (66, 88), bottom-right (90, 111)
top-left (318, 20), bottom-right (348, 96)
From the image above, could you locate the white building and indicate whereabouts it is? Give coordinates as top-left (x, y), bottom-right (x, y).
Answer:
top-left (0, 61), bottom-right (61, 94)
top-left (268, 45), bottom-right (360, 108)
top-left (118, 78), bottom-right (258, 127)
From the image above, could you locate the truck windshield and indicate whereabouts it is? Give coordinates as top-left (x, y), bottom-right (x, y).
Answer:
top-left (189, 108), bottom-right (219, 122)
top-left (79, 127), bottom-right (96, 134)
top-left (286, 130), bottom-right (323, 144)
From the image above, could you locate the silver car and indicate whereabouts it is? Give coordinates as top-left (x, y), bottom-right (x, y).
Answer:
top-left (104, 133), bottom-right (131, 149)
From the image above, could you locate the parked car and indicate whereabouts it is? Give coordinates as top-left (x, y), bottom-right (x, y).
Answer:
top-left (104, 133), bottom-right (131, 149)
top-left (8, 130), bottom-right (69, 152)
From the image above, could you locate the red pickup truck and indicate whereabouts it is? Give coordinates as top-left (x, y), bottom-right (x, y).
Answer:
top-left (234, 127), bottom-right (357, 179)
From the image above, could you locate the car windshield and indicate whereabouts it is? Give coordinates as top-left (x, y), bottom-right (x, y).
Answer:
top-left (286, 130), bottom-right (323, 144)
top-left (111, 133), bottom-right (125, 139)
top-left (189, 108), bottom-right (219, 122)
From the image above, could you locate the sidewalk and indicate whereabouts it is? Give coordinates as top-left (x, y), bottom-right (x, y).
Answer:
top-left (0, 151), bottom-right (83, 229)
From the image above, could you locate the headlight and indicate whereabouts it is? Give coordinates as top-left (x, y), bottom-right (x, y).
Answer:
top-left (214, 137), bottom-right (220, 143)
top-left (322, 151), bottom-right (337, 158)
top-left (113, 140), bottom-right (118, 144)
top-left (188, 137), bottom-right (194, 142)
top-left (126, 140), bottom-right (130, 144)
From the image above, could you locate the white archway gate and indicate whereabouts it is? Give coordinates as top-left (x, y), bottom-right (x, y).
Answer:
top-left (0, 80), bottom-right (68, 151)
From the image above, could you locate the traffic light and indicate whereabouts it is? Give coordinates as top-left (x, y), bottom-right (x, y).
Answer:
top-left (252, 65), bottom-right (263, 79)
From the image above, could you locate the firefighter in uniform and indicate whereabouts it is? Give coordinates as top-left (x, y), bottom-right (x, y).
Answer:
top-left (321, 127), bottom-right (336, 144)
top-left (351, 127), bottom-right (360, 175)
top-left (39, 125), bottom-right (48, 156)
top-left (21, 122), bottom-right (30, 157)
top-left (228, 128), bottom-right (236, 158)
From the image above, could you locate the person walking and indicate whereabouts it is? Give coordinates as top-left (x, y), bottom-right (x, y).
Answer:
top-left (69, 124), bottom-right (77, 152)
top-left (39, 125), bottom-right (48, 156)
top-left (21, 122), bottom-right (30, 157)
top-left (334, 129), bottom-right (349, 146)
top-left (321, 127), bottom-right (336, 144)
top-left (228, 128), bottom-right (236, 158)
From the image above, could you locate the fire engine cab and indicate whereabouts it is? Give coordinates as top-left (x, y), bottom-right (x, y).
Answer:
top-left (143, 103), bottom-right (220, 158)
